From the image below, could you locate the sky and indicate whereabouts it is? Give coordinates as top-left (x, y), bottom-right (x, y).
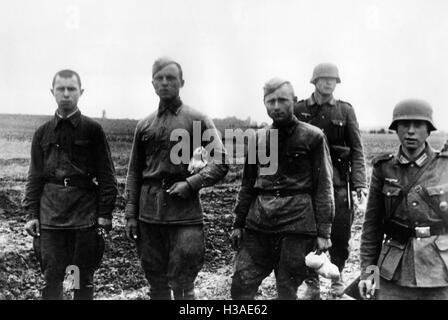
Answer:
top-left (1, 0), bottom-right (448, 130)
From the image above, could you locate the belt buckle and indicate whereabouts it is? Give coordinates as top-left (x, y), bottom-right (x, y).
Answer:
top-left (63, 177), bottom-right (70, 187)
top-left (414, 185), bottom-right (423, 192)
top-left (415, 226), bottom-right (431, 238)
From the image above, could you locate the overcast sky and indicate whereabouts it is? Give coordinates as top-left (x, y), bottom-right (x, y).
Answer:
top-left (1, 0), bottom-right (448, 130)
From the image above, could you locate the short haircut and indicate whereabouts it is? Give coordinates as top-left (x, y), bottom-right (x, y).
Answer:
top-left (52, 69), bottom-right (82, 88)
top-left (152, 57), bottom-right (183, 81)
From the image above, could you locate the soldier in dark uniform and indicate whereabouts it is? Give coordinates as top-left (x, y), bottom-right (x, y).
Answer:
top-left (230, 78), bottom-right (334, 300)
top-left (294, 63), bottom-right (367, 299)
top-left (124, 57), bottom-right (229, 300)
top-left (23, 69), bottom-right (118, 300)
top-left (359, 99), bottom-right (448, 300)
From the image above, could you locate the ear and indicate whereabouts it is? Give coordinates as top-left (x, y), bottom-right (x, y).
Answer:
top-left (180, 79), bottom-right (185, 88)
top-left (50, 88), bottom-right (55, 97)
top-left (80, 88), bottom-right (84, 96)
top-left (151, 79), bottom-right (156, 90)
top-left (293, 95), bottom-right (298, 103)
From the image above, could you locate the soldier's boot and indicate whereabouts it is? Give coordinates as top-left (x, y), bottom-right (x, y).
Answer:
top-left (73, 285), bottom-right (94, 300)
top-left (298, 275), bottom-right (321, 300)
top-left (42, 283), bottom-right (63, 300)
top-left (173, 285), bottom-right (195, 300)
top-left (329, 259), bottom-right (346, 299)
top-left (149, 286), bottom-right (172, 300)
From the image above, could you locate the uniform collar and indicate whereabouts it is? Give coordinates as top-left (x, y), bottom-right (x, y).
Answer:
top-left (157, 96), bottom-right (183, 116)
top-left (272, 115), bottom-right (299, 135)
top-left (396, 143), bottom-right (434, 167)
top-left (53, 107), bottom-right (81, 129)
top-left (308, 93), bottom-right (336, 107)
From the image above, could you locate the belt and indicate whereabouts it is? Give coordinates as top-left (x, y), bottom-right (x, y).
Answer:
top-left (142, 177), bottom-right (185, 191)
top-left (46, 176), bottom-right (96, 189)
top-left (256, 189), bottom-right (309, 198)
top-left (385, 220), bottom-right (448, 242)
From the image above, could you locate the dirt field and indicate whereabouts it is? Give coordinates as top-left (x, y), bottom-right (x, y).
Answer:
top-left (1, 114), bottom-right (447, 300)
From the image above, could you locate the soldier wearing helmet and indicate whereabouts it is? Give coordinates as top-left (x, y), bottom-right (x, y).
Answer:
top-left (295, 63), bottom-right (367, 299)
top-left (359, 99), bottom-right (448, 300)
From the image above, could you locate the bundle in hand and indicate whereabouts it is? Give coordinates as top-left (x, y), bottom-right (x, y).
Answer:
top-left (305, 251), bottom-right (340, 280)
top-left (188, 147), bottom-right (208, 174)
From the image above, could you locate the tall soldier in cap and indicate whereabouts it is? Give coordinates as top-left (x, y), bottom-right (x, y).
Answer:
top-left (23, 69), bottom-right (118, 299)
top-left (230, 78), bottom-right (334, 300)
top-left (124, 57), bottom-right (229, 300)
top-left (359, 99), bottom-right (448, 300)
top-left (294, 63), bottom-right (367, 299)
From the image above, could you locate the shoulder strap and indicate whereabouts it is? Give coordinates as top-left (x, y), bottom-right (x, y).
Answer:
top-left (389, 156), bottom-right (437, 219)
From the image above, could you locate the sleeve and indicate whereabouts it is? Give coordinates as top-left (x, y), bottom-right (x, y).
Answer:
top-left (22, 129), bottom-right (45, 219)
top-left (185, 116), bottom-right (229, 191)
top-left (311, 132), bottom-right (335, 238)
top-left (94, 125), bottom-right (118, 219)
top-left (124, 123), bottom-right (144, 219)
top-left (346, 105), bottom-right (367, 189)
top-left (360, 165), bottom-right (385, 276)
top-left (232, 153), bottom-right (258, 229)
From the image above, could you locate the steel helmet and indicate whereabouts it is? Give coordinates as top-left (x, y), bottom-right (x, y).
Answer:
top-left (389, 99), bottom-right (437, 131)
top-left (310, 63), bottom-right (341, 84)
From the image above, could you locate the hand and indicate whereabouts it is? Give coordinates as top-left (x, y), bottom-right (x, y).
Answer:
top-left (356, 188), bottom-right (368, 202)
top-left (167, 181), bottom-right (192, 199)
top-left (125, 217), bottom-right (138, 241)
top-left (230, 228), bottom-right (244, 251)
top-left (25, 219), bottom-right (40, 237)
top-left (97, 217), bottom-right (112, 233)
top-left (358, 279), bottom-right (376, 300)
top-left (316, 237), bottom-right (332, 254)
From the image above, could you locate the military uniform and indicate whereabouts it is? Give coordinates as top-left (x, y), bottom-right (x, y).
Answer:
top-left (361, 144), bottom-right (448, 299)
top-left (125, 96), bottom-right (229, 299)
top-left (294, 95), bottom-right (367, 275)
top-left (23, 108), bottom-right (118, 299)
top-left (231, 116), bottom-right (335, 300)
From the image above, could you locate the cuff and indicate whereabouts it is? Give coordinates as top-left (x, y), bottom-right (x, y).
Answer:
top-left (316, 223), bottom-right (332, 239)
top-left (186, 174), bottom-right (204, 192)
top-left (233, 213), bottom-right (246, 229)
top-left (125, 203), bottom-right (138, 219)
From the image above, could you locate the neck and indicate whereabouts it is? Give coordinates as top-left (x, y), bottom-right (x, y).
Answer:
top-left (402, 143), bottom-right (426, 161)
top-left (57, 106), bottom-right (77, 119)
top-left (274, 115), bottom-right (294, 127)
top-left (314, 90), bottom-right (332, 105)
top-left (160, 96), bottom-right (180, 105)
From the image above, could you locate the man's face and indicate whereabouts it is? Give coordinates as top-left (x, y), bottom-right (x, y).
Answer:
top-left (264, 85), bottom-right (295, 125)
top-left (152, 64), bottom-right (184, 100)
top-left (315, 77), bottom-right (337, 96)
top-left (51, 75), bottom-right (83, 113)
top-left (396, 120), bottom-right (429, 153)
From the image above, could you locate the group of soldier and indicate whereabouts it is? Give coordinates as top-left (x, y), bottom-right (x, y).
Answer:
top-left (22, 57), bottom-right (448, 300)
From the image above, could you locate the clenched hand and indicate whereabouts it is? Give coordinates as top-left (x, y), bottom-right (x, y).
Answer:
top-left (25, 219), bottom-right (40, 237)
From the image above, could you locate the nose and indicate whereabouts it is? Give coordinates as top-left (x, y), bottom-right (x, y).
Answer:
top-left (161, 77), bottom-right (169, 85)
top-left (407, 123), bottom-right (416, 134)
top-left (273, 100), bottom-right (280, 110)
top-left (63, 88), bottom-right (70, 97)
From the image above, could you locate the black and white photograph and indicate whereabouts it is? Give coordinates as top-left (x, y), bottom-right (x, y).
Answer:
top-left (1, 0), bottom-right (448, 308)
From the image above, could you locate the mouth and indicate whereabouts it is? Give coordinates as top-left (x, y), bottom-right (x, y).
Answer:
top-left (405, 138), bottom-right (417, 144)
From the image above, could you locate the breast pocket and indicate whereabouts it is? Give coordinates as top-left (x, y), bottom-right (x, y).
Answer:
top-left (141, 132), bottom-right (156, 156)
top-left (73, 139), bottom-right (93, 164)
top-left (285, 148), bottom-right (310, 174)
top-left (330, 119), bottom-right (346, 142)
top-left (426, 183), bottom-right (448, 217)
top-left (382, 185), bottom-right (401, 219)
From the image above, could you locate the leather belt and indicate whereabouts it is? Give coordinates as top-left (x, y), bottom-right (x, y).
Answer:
top-left (385, 220), bottom-right (448, 242)
top-left (256, 189), bottom-right (309, 198)
top-left (46, 176), bottom-right (96, 189)
top-left (142, 177), bottom-right (185, 191)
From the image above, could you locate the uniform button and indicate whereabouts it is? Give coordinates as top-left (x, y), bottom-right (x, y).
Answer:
top-left (440, 190), bottom-right (445, 195)
top-left (339, 122), bottom-right (343, 126)
top-left (386, 192), bottom-right (391, 196)
top-left (322, 116), bottom-right (325, 119)
top-left (440, 201), bottom-right (448, 212)
top-left (412, 201), bottom-right (418, 207)
top-left (410, 164), bottom-right (414, 167)
top-left (414, 222), bottom-right (419, 226)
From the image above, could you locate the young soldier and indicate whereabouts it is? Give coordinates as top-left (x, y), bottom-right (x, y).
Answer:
top-left (124, 57), bottom-right (228, 300)
top-left (230, 78), bottom-right (334, 300)
top-left (23, 69), bottom-right (117, 300)
top-left (359, 99), bottom-right (448, 300)
top-left (294, 63), bottom-right (367, 298)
